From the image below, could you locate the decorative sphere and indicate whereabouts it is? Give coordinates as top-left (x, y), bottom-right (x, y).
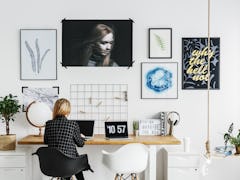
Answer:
top-left (26, 101), bottom-right (52, 127)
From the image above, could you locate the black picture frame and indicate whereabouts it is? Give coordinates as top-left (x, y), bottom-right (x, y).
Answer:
top-left (148, 28), bottom-right (172, 59)
top-left (182, 37), bottom-right (220, 89)
top-left (62, 19), bottom-right (133, 67)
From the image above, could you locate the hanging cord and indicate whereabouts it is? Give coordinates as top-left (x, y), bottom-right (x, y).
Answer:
top-left (205, 0), bottom-right (211, 159)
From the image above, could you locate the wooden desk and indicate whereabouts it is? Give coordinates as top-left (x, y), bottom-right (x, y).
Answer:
top-left (18, 134), bottom-right (180, 145)
top-left (18, 134), bottom-right (181, 180)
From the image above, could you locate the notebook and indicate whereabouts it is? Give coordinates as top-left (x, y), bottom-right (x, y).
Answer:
top-left (75, 120), bottom-right (95, 139)
top-left (105, 121), bottom-right (131, 140)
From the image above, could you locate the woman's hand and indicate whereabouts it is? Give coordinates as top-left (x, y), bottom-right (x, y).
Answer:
top-left (80, 133), bottom-right (86, 138)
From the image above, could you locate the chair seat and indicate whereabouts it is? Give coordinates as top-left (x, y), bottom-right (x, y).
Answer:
top-left (102, 143), bottom-right (149, 174)
top-left (33, 147), bottom-right (91, 178)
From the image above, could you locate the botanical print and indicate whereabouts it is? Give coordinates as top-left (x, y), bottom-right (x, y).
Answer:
top-left (154, 33), bottom-right (166, 51)
top-left (20, 29), bottom-right (57, 80)
top-left (182, 38), bottom-right (220, 89)
top-left (25, 38), bottom-right (50, 74)
top-left (149, 28), bottom-right (172, 58)
top-left (22, 87), bottom-right (59, 111)
top-left (141, 62), bottom-right (178, 99)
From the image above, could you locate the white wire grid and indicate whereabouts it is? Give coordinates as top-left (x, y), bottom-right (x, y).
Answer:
top-left (70, 84), bottom-right (128, 134)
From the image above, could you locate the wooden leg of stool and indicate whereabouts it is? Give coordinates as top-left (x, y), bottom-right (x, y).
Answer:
top-left (131, 173), bottom-right (138, 180)
top-left (114, 174), bottom-right (119, 180)
top-left (120, 174), bottom-right (124, 180)
top-left (131, 173), bottom-right (134, 180)
top-left (135, 173), bottom-right (139, 180)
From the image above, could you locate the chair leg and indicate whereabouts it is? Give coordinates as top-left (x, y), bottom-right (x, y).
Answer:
top-left (114, 174), bottom-right (119, 180)
top-left (131, 173), bottom-right (138, 180)
top-left (135, 173), bottom-right (139, 180)
top-left (131, 173), bottom-right (134, 180)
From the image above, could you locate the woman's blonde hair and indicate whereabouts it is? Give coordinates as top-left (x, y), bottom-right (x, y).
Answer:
top-left (52, 98), bottom-right (71, 119)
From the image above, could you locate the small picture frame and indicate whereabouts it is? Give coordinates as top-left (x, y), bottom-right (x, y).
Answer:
top-left (141, 62), bottom-right (178, 99)
top-left (149, 28), bottom-right (172, 59)
top-left (20, 29), bottom-right (57, 80)
top-left (22, 86), bottom-right (59, 112)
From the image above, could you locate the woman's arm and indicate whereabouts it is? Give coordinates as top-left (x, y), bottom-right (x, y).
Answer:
top-left (73, 122), bottom-right (85, 147)
top-left (43, 122), bottom-right (49, 144)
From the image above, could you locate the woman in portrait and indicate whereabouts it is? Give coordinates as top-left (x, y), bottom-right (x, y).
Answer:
top-left (73, 24), bottom-right (118, 66)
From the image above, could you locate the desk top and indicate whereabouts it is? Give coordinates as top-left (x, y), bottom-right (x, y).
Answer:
top-left (17, 134), bottom-right (181, 145)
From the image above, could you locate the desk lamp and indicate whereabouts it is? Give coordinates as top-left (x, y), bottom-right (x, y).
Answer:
top-left (26, 101), bottom-right (52, 136)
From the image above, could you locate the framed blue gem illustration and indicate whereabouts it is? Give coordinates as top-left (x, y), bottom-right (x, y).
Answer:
top-left (141, 62), bottom-right (178, 99)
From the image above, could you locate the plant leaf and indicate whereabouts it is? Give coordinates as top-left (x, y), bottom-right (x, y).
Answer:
top-left (154, 33), bottom-right (165, 51)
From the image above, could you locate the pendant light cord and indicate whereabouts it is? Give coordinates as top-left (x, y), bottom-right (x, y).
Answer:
top-left (206, 0), bottom-right (211, 158)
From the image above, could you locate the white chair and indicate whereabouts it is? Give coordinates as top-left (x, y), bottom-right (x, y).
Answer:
top-left (102, 143), bottom-right (149, 180)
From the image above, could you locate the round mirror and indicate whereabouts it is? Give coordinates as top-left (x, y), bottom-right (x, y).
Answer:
top-left (26, 101), bottom-right (52, 136)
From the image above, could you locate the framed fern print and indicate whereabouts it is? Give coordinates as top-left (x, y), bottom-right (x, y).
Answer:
top-left (20, 29), bottom-right (57, 80)
top-left (149, 28), bottom-right (172, 59)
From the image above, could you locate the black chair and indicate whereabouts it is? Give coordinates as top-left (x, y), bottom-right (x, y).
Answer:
top-left (32, 147), bottom-right (93, 179)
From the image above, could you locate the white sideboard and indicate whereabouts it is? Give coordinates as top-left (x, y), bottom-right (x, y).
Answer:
top-left (163, 148), bottom-right (200, 180)
top-left (0, 148), bottom-right (29, 180)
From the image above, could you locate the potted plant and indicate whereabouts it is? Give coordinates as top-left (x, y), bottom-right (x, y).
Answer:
top-left (0, 94), bottom-right (21, 150)
top-left (224, 123), bottom-right (240, 155)
top-left (133, 121), bottom-right (139, 136)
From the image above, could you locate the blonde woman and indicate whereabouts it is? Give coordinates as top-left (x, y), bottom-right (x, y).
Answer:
top-left (44, 98), bottom-right (88, 180)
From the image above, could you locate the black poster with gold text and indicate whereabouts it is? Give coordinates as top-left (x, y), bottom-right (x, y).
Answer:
top-left (182, 38), bottom-right (220, 89)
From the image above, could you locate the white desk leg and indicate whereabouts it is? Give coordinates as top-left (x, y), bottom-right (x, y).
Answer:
top-left (145, 145), bottom-right (157, 180)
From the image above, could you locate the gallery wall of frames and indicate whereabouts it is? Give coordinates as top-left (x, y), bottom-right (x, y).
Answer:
top-left (2, 0), bottom-right (238, 158)
top-left (1, 0), bottom-right (240, 179)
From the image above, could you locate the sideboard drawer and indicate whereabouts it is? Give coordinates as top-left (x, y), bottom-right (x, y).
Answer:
top-left (0, 168), bottom-right (25, 180)
top-left (0, 156), bottom-right (25, 167)
top-left (168, 155), bottom-right (199, 167)
top-left (168, 167), bottom-right (199, 180)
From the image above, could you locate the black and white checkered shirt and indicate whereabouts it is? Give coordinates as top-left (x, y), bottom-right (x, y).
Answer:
top-left (44, 116), bottom-right (85, 158)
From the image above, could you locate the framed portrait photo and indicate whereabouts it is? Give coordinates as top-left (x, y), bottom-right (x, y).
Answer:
top-left (62, 19), bottom-right (133, 67)
top-left (182, 37), bottom-right (220, 89)
top-left (149, 28), bottom-right (172, 59)
top-left (20, 29), bottom-right (57, 80)
top-left (141, 62), bottom-right (178, 99)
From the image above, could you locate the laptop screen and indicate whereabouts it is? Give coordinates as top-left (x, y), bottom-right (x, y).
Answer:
top-left (105, 121), bottom-right (128, 138)
top-left (75, 120), bottom-right (95, 137)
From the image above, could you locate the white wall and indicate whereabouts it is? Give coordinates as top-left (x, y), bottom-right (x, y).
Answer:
top-left (1, 0), bottom-right (240, 179)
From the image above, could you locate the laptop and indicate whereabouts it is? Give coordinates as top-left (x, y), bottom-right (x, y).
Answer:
top-left (105, 121), bottom-right (131, 140)
top-left (75, 120), bottom-right (95, 139)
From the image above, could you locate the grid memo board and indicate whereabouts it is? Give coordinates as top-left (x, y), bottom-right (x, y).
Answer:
top-left (70, 84), bottom-right (128, 134)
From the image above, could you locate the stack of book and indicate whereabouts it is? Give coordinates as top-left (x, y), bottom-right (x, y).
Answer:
top-left (214, 146), bottom-right (234, 157)
top-left (139, 112), bottom-right (168, 136)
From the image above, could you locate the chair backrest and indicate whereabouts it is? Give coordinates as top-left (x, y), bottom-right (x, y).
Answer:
top-left (33, 147), bottom-right (89, 178)
top-left (102, 143), bottom-right (149, 174)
